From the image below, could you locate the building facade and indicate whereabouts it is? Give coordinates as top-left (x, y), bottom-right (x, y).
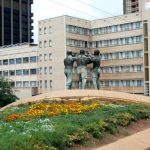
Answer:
top-left (38, 0), bottom-right (150, 96)
top-left (0, 43), bottom-right (38, 99)
top-left (0, 0), bottom-right (34, 46)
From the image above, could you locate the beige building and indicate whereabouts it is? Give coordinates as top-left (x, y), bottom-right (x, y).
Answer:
top-left (0, 43), bottom-right (38, 99)
top-left (38, 0), bottom-right (150, 96)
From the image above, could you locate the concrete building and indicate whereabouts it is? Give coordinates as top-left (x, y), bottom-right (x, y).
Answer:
top-left (0, 0), bottom-right (34, 46)
top-left (0, 43), bottom-right (38, 99)
top-left (38, 0), bottom-right (150, 96)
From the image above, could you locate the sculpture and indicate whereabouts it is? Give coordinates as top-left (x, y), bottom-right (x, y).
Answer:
top-left (64, 50), bottom-right (76, 89)
top-left (91, 49), bottom-right (101, 90)
top-left (76, 49), bottom-right (91, 89)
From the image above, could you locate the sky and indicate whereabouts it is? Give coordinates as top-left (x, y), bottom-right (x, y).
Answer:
top-left (32, 0), bottom-right (123, 43)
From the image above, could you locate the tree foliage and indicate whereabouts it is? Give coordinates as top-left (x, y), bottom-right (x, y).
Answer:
top-left (0, 77), bottom-right (18, 107)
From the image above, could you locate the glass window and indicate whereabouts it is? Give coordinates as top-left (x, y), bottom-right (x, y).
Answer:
top-left (49, 53), bottom-right (52, 61)
top-left (0, 71), bottom-right (2, 76)
top-left (30, 81), bottom-right (37, 87)
top-left (137, 80), bottom-right (143, 86)
top-left (3, 59), bottom-right (8, 65)
top-left (44, 27), bottom-right (47, 34)
top-left (50, 80), bottom-right (52, 88)
top-left (9, 70), bottom-right (15, 76)
top-left (16, 81), bottom-right (22, 87)
top-left (137, 65), bottom-right (143, 72)
top-left (115, 80), bottom-right (120, 87)
top-left (16, 70), bottom-right (22, 75)
top-left (49, 67), bottom-right (52, 74)
top-left (49, 40), bottom-right (52, 47)
top-left (126, 80), bottom-right (131, 86)
top-left (44, 54), bottom-right (47, 61)
top-left (30, 56), bottom-right (37, 63)
top-left (30, 69), bottom-right (37, 75)
top-left (136, 36), bottom-right (142, 43)
top-left (0, 60), bottom-right (2, 65)
top-left (44, 40), bottom-right (47, 48)
top-left (23, 81), bottom-right (29, 87)
top-left (45, 80), bottom-right (47, 88)
top-left (16, 58), bottom-right (22, 64)
top-left (23, 69), bottom-right (29, 75)
top-left (49, 26), bottom-right (52, 34)
top-left (23, 57), bottom-right (29, 63)
top-left (44, 67), bottom-right (47, 74)
top-left (39, 28), bottom-right (42, 35)
top-left (9, 59), bottom-right (15, 65)
top-left (3, 71), bottom-right (8, 76)
top-left (39, 41), bottom-right (42, 48)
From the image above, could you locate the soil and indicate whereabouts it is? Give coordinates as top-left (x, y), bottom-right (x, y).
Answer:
top-left (67, 119), bottom-right (150, 150)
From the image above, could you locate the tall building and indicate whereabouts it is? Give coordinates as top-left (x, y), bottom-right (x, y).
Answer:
top-left (0, 0), bottom-right (34, 46)
top-left (38, 0), bottom-right (150, 96)
top-left (123, 0), bottom-right (140, 14)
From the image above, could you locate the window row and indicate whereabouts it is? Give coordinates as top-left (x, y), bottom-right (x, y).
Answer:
top-left (66, 21), bottom-right (142, 35)
top-left (39, 53), bottom-right (52, 61)
top-left (66, 25), bottom-right (90, 35)
top-left (15, 81), bottom-right (38, 88)
top-left (101, 80), bottom-right (144, 87)
top-left (0, 56), bottom-right (37, 65)
top-left (39, 40), bottom-right (52, 48)
top-left (91, 35), bottom-right (143, 48)
top-left (101, 50), bottom-right (143, 60)
top-left (71, 79), bottom-right (144, 88)
top-left (101, 65), bottom-right (144, 73)
top-left (0, 69), bottom-right (37, 76)
top-left (66, 35), bottom-right (143, 48)
top-left (39, 66), bottom-right (52, 75)
top-left (39, 80), bottom-right (52, 88)
top-left (39, 26), bottom-right (52, 35)
top-left (91, 21), bottom-right (142, 35)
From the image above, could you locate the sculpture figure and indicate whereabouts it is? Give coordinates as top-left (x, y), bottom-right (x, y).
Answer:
top-left (64, 50), bottom-right (76, 89)
top-left (91, 49), bottom-right (101, 90)
top-left (76, 49), bottom-right (91, 89)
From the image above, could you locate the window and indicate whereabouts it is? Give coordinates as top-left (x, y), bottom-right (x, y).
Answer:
top-left (124, 66), bottom-right (130, 72)
top-left (49, 53), bottom-right (52, 61)
top-left (30, 69), bottom-right (37, 75)
top-left (39, 54), bottom-right (42, 61)
top-left (44, 40), bottom-right (47, 48)
top-left (23, 57), bottom-right (29, 63)
top-left (40, 80), bottom-right (42, 88)
top-left (136, 50), bottom-right (143, 57)
top-left (49, 40), bottom-right (52, 47)
top-left (49, 66), bottom-right (52, 74)
top-left (3, 71), bottom-right (8, 76)
top-left (137, 80), bottom-right (143, 86)
top-left (30, 56), bottom-right (37, 63)
top-left (30, 81), bottom-right (37, 87)
top-left (23, 81), bottom-right (29, 87)
top-left (16, 70), bottom-right (22, 75)
top-left (137, 65), bottom-right (143, 72)
top-left (50, 80), bottom-right (52, 88)
top-left (9, 70), bottom-right (15, 76)
top-left (44, 54), bottom-right (47, 61)
top-left (0, 60), bottom-right (2, 65)
top-left (0, 71), bottom-right (2, 76)
top-left (16, 58), bottom-right (22, 64)
top-left (39, 41), bottom-right (42, 48)
top-left (126, 80), bottom-right (131, 87)
top-left (44, 80), bottom-right (47, 88)
top-left (9, 59), bottom-right (15, 65)
top-left (114, 67), bottom-right (120, 73)
top-left (44, 27), bottom-right (47, 34)
top-left (39, 67), bottom-right (42, 75)
top-left (44, 67), bottom-right (47, 74)
top-left (23, 69), bottom-right (29, 75)
top-left (115, 80), bottom-right (120, 87)
top-left (39, 28), bottom-right (42, 35)
top-left (136, 36), bottom-right (142, 43)
top-left (3, 59), bottom-right (8, 65)
top-left (135, 22), bottom-right (140, 29)
top-left (104, 53), bottom-right (109, 60)
top-left (16, 81), bottom-right (22, 87)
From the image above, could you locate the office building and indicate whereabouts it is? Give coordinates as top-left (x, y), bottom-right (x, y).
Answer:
top-left (0, 0), bottom-right (34, 46)
top-left (0, 43), bottom-right (38, 99)
top-left (38, 0), bottom-right (150, 96)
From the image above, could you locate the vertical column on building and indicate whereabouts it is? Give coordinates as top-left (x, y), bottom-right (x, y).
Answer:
top-left (143, 20), bottom-right (149, 96)
top-left (1, 0), bottom-right (4, 45)
top-left (19, 0), bottom-right (22, 43)
top-left (27, 0), bottom-right (30, 43)
top-left (11, 0), bottom-right (13, 44)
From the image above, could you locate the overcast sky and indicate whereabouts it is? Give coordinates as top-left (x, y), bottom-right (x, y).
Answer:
top-left (32, 0), bottom-right (123, 43)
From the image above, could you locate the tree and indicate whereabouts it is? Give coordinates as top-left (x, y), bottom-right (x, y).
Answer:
top-left (0, 77), bottom-right (18, 107)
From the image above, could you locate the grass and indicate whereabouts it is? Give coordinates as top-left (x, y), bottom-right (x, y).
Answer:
top-left (0, 99), bottom-right (150, 150)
